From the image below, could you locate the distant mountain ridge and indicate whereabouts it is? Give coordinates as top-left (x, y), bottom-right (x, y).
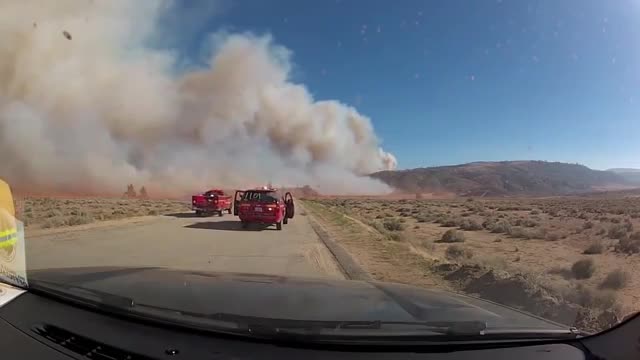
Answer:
top-left (371, 161), bottom-right (639, 196)
top-left (607, 168), bottom-right (640, 173)
top-left (607, 168), bottom-right (640, 184)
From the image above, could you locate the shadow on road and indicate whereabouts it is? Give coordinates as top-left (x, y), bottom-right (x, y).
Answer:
top-left (184, 221), bottom-right (277, 232)
top-left (165, 212), bottom-right (202, 218)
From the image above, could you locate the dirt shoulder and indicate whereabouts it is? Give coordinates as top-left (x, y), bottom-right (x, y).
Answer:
top-left (302, 200), bottom-right (453, 291)
top-left (302, 199), bottom-right (630, 333)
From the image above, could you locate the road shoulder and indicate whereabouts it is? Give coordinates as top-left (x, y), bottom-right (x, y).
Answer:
top-left (302, 200), bottom-right (450, 288)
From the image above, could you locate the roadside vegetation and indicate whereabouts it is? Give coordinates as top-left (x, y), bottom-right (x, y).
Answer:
top-left (16, 197), bottom-right (190, 229)
top-left (302, 196), bottom-right (640, 333)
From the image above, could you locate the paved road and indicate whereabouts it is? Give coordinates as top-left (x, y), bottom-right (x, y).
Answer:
top-left (25, 211), bottom-right (344, 279)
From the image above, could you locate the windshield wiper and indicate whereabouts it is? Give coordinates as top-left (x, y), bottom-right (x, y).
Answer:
top-left (338, 320), bottom-right (486, 334)
top-left (257, 321), bottom-right (581, 343)
top-left (29, 280), bottom-right (135, 309)
top-left (144, 311), bottom-right (487, 335)
top-left (241, 319), bottom-right (580, 341)
top-left (247, 320), bottom-right (488, 338)
top-left (107, 302), bottom-right (489, 338)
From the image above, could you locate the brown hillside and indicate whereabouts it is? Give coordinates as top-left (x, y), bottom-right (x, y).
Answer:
top-left (371, 161), bottom-right (636, 196)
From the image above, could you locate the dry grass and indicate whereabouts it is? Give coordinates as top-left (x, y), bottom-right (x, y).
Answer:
top-left (508, 226), bottom-right (546, 240)
top-left (571, 259), bottom-right (596, 279)
top-left (382, 218), bottom-right (405, 231)
top-left (422, 239), bottom-right (436, 252)
top-left (615, 237), bottom-right (640, 254)
top-left (600, 269), bottom-right (630, 290)
top-left (608, 224), bottom-right (629, 239)
top-left (566, 284), bottom-right (617, 309)
top-left (19, 197), bottom-right (190, 229)
top-left (583, 240), bottom-right (605, 255)
top-left (445, 244), bottom-right (473, 260)
top-left (459, 219), bottom-right (482, 231)
top-left (387, 232), bottom-right (406, 242)
top-left (439, 229), bottom-right (466, 243)
top-left (489, 219), bottom-right (512, 234)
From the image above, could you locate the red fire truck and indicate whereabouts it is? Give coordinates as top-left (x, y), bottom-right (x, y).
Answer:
top-left (191, 189), bottom-right (233, 217)
top-left (234, 187), bottom-right (294, 230)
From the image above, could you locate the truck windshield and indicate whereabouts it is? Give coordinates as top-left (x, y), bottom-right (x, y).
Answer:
top-left (3, 0), bottom-right (639, 341)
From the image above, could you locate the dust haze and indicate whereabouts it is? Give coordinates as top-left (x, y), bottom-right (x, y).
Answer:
top-left (0, 0), bottom-right (396, 197)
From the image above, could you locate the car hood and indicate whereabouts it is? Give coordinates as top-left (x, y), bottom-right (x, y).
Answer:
top-left (26, 267), bottom-right (566, 331)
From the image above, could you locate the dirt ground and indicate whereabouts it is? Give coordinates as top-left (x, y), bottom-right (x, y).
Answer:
top-left (302, 196), bottom-right (640, 332)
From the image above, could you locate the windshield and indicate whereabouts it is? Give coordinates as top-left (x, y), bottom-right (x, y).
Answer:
top-left (241, 191), bottom-right (279, 203)
top-left (1, 0), bottom-right (639, 342)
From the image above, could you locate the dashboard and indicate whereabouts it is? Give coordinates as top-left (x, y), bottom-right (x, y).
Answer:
top-left (0, 292), bottom-right (608, 360)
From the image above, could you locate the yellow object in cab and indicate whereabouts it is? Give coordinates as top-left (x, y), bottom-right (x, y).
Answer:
top-left (0, 179), bottom-right (18, 249)
top-left (0, 179), bottom-right (16, 217)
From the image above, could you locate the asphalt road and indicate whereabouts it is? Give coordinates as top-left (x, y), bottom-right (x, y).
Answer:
top-left (25, 210), bottom-right (344, 280)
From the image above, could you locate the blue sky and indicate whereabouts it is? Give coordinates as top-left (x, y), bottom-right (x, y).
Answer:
top-left (167, 0), bottom-right (640, 170)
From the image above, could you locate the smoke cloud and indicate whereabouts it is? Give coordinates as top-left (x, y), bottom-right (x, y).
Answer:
top-left (0, 0), bottom-right (396, 197)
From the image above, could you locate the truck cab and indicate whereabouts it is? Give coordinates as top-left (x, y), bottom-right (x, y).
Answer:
top-left (234, 188), bottom-right (294, 230)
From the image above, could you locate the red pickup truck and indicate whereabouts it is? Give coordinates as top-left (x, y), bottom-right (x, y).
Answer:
top-left (234, 188), bottom-right (294, 230)
top-left (191, 189), bottom-right (233, 217)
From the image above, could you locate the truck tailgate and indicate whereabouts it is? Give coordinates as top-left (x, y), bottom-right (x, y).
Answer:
top-left (239, 202), bottom-right (280, 218)
top-left (192, 195), bottom-right (208, 208)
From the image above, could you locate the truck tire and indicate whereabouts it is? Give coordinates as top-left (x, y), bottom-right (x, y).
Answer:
top-left (276, 221), bottom-right (282, 230)
top-left (195, 210), bottom-right (202, 216)
top-left (228, 207), bottom-right (232, 214)
top-left (218, 210), bottom-right (224, 217)
top-left (241, 221), bottom-right (249, 229)
top-left (283, 217), bottom-right (288, 225)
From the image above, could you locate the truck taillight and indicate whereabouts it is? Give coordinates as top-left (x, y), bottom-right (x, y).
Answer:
top-left (267, 206), bottom-right (275, 211)
top-left (240, 203), bottom-right (250, 208)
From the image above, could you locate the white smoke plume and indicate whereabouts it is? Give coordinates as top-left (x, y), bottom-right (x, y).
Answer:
top-left (0, 0), bottom-right (396, 197)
